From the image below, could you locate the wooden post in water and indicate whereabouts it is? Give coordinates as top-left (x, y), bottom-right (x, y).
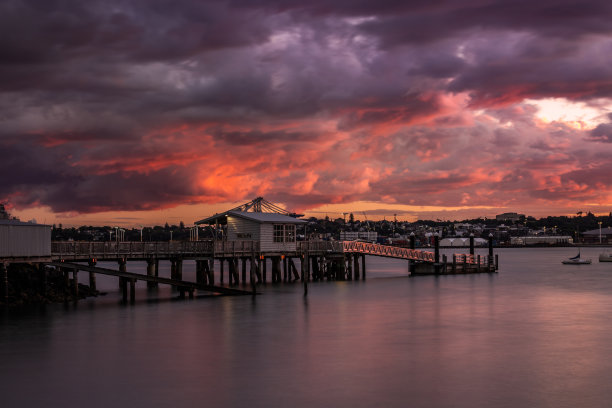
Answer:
top-left (477, 255), bottom-right (481, 272)
top-left (129, 279), bottom-right (135, 303)
top-left (469, 233), bottom-right (475, 256)
top-left (289, 258), bottom-right (299, 281)
top-left (262, 257), bottom-right (267, 283)
top-left (208, 259), bottom-right (215, 285)
top-left (272, 257), bottom-right (280, 283)
top-left (196, 260), bottom-right (203, 285)
top-left (249, 257), bottom-right (256, 287)
top-left (219, 258), bottom-right (224, 284)
top-left (353, 254), bottom-right (359, 280)
top-left (146, 258), bottom-right (156, 288)
top-left (154, 259), bottom-right (159, 286)
top-left (361, 254), bottom-right (366, 280)
top-left (72, 268), bottom-right (79, 298)
top-left (241, 258), bottom-right (247, 283)
top-left (176, 258), bottom-right (183, 281)
top-left (283, 256), bottom-right (288, 282)
top-left (120, 277), bottom-right (128, 302)
top-left (409, 232), bottom-right (416, 274)
top-left (488, 233), bottom-right (494, 269)
top-left (1, 262), bottom-right (8, 303)
top-left (88, 259), bottom-right (97, 291)
top-left (233, 258), bottom-right (240, 285)
top-left (442, 254), bottom-right (447, 273)
top-left (434, 234), bottom-right (440, 263)
top-left (434, 234), bottom-right (440, 274)
top-left (170, 259), bottom-right (177, 280)
top-left (118, 259), bottom-right (127, 289)
top-left (452, 254), bottom-right (457, 273)
top-left (346, 254), bottom-right (352, 280)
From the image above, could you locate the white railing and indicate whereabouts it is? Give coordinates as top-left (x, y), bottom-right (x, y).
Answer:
top-left (452, 253), bottom-right (490, 265)
top-left (341, 241), bottom-right (436, 262)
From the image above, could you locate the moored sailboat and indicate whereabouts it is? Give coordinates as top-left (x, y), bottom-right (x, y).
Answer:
top-left (562, 250), bottom-right (592, 265)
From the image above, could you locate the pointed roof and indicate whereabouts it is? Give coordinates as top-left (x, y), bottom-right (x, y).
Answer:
top-left (194, 197), bottom-right (304, 225)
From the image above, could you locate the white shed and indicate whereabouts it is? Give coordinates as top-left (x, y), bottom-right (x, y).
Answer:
top-left (0, 219), bottom-right (52, 260)
top-left (194, 198), bottom-right (307, 253)
top-left (226, 211), bottom-right (306, 252)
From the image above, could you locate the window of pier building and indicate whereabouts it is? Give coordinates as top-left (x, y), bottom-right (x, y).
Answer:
top-left (273, 224), bottom-right (296, 243)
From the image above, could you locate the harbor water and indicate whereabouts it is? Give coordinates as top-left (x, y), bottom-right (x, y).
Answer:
top-left (2, 247), bottom-right (612, 407)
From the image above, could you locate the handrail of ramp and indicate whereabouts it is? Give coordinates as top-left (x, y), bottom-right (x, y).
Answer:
top-left (342, 241), bottom-right (436, 262)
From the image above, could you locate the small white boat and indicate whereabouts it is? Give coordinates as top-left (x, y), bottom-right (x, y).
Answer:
top-left (562, 251), bottom-right (592, 265)
top-left (599, 252), bottom-right (612, 262)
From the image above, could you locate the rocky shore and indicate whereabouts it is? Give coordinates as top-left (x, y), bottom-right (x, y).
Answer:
top-left (0, 263), bottom-right (102, 307)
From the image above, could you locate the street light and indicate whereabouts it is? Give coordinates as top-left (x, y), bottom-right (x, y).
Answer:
top-left (599, 221), bottom-right (602, 244)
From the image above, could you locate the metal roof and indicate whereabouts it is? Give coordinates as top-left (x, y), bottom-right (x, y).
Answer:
top-left (0, 219), bottom-right (50, 227)
top-left (583, 227), bottom-right (612, 235)
top-left (228, 211), bottom-right (306, 224)
top-left (194, 197), bottom-right (305, 225)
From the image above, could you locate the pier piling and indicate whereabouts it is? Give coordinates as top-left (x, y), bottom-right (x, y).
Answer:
top-left (88, 259), bottom-right (97, 291)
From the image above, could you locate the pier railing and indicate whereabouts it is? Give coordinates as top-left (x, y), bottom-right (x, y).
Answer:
top-left (51, 240), bottom-right (262, 260)
top-left (52, 241), bottom-right (216, 260)
top-left (342, 241), bottom-right (436, 261)
top-left (452, 253), bottom-right (490, 265)
top-left (297, 240), bottom-right (343, 253)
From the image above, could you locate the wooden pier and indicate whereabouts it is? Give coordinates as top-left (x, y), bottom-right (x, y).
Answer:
top-left (0, 198), bottom-right (498, 305)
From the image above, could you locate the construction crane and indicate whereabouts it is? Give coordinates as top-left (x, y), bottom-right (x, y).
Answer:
top-left (362, 212), bottom-right (371, 232)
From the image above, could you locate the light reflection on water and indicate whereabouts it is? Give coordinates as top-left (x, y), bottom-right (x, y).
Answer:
top-left (2, 247), bottom-right (612, 407)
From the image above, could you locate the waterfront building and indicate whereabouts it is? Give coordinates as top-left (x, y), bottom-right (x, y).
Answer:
top-left (581, 227), bottom-right (612, 244)
top-left (509, 236), bottom-right (573, 245)
top-left (194, 197), bottom-right (306, 252)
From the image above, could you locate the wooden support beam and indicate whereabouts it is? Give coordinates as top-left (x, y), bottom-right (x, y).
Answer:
top-left (283, 256), bottom-right (288, 282)
top-left (289, 258), bottom-right (299, 281)
top-left (312, 256), bottom-right (320, 281)
top-left (208, 259), bottom-right (215, 285)
top-left (88, 259), bottom-right (97, 291)
top-left (72, 268), bottom-right (79, 298)
top-left (233, 258), bottom-right (240, 285)
top-left (353, 254), bottom-right (359, 280)
top-left (361, 254), bottom-right (366, 280)
top-left (129, 279), bottom-right (136, 303)
top-left (346, 254), bottom-right (352, 281)
top-left (118, 259), bottom-right (127, 289)
top-left (241, 258), bottom-right (247, 283)
top-left (272, 257), bottom-right (281, 283)
top-left (196, 260), bottom-right (204, 285)
top-left (146, 259), bottom-right (156, 288)
top-left (228, 258), bottom-right (236, 285)
top-left (120, 277), bottom-right (128, 302)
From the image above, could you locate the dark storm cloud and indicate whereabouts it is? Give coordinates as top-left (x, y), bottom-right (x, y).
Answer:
top-left (587, 115), bottom-right (612, 143)
top-left (2, 0), bottom-right (612, 215)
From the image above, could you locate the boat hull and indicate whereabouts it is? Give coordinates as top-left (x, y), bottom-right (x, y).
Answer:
top-left (562, 259), bottom-right (592, 265)
top-left (599, 254), bottom-right (612, 262)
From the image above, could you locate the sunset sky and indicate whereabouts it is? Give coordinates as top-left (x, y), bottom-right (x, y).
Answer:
top-left (2, 0), bottom-right (612, 227)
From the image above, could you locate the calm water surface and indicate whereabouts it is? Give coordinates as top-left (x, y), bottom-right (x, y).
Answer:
top-left (2, 247), bottom-right (612, 408)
